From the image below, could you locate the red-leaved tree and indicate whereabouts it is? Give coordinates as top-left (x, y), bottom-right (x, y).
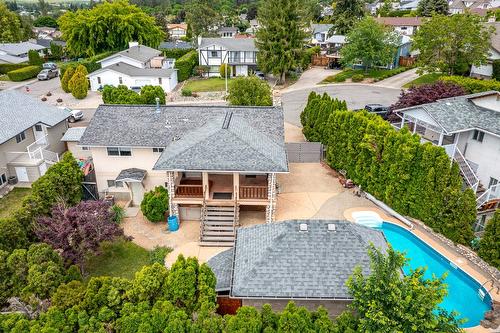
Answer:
top-left (390, 81), bottom-right (466, 112)
top-left (36, 201), bottom-right (124, 273)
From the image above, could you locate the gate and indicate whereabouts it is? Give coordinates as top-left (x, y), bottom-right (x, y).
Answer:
top-left (285, 142), bottom-right (323, 163)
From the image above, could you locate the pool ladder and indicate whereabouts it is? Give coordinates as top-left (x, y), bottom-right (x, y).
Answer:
top-left (478, 279), bottom-right (500, 300)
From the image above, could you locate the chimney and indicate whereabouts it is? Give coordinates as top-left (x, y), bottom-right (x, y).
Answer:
top-left (128, 41), bottom-right (139, 48)
top-left (155, 97), bottom-right (160, 113)
top-left (197, 35), bottom-right (202, 47)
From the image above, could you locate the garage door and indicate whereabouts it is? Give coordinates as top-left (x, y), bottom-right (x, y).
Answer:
top-left (285, 142), bottom-right (323, 163)
top-left (134, 79), bottom-right (152, 86)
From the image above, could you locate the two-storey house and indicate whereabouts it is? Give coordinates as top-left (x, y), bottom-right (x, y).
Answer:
top-left (375, 17), bottom-right (423, 36)
top-left (394, 91), bottom-right (500, 231)
top-left (78, 104), bottom-right (288, 246)
top-left (0, 91), bottom-right (69, 188)
top-left (167, 23), bottom-right (188, 39)
top-left (198, 37), bottom-right (258, 77)
top-left (87, 42), bottom-right (178, 92)
top-left (0, 41), bottom-right (46, 64)
top-left (471, 22), bottom-right (500, 79)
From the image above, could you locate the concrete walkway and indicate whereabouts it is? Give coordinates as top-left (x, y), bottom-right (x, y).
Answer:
top-left (280, 67), bottom-right (340, 93)
top-left (374, 68), bottom-right (419, 89)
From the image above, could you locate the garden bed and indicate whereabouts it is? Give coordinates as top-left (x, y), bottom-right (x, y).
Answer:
top-left (320, 67), bottom-right (410, 84)
top-left (0, 187), bottom-right (32, 219)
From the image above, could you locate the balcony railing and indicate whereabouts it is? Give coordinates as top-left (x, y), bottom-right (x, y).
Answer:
top-left (240, 185), bottom-right (268, 200)
top-left (175, 185), bottom-right (203, 197)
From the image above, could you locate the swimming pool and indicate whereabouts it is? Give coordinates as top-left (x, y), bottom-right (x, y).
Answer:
top-left (376, 222), bottom-right (491, 328)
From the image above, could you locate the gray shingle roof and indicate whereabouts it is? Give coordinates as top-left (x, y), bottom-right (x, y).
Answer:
top-left (89, 62), bottom-right (176, 78)
top-left (61, 127), bottom-right (86, 142)
top-left (398, 91), bottom-right (500, 136)
top-left (99, 45), bottom-right (161, 64)
top-left (159, 41), bottom-right (193, 50)
top-left (0, 54), bottom-right (26, 64)
top-left (0, 91), bottom-right (70, 144)
top-left (79, 105), bottom-right (288, 173)
top-left (208, 220), bottom-right (388, 299)
top-left (115, 168), bottom-right (147, 182)
top-left (198, 38), bottom-right (257, 52)
top-left (312, 24), bottom-right (333, 34)
top-left (0, 42), bottom-right (46, 56)
top-left (207, 248), bottom-right (233, 291)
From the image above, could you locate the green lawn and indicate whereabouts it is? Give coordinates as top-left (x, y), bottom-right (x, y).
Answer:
top-left (85, 239), bottom-right (150, 280)
top-left (0, 188), bottom-right (31, 219)
top-left (403, 73), bottom-right (443, 88)
top-left (321, 67), bottom-right (409, 84)
top-left (183, 78), bottom-right (234, 92)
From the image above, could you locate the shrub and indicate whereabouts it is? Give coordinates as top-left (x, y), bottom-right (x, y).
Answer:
top-left (181, 88), bottom-right (192, 96)
top-left (493, 59), bottom-right (500, 81)
top-left (162, 48), bottom-right (195, 59)
top-left (140, 186), bottom-right (169, 223)
top-left (175, 50), bottom-right (198, 81)
top-left (140, 85), bottom-right (166, 104)
top-left (60, 66), bottom-right (75, 93)
top-left (440, 75), bottom-right (500, 93)
top-left (111, 205), bottom-right (125, 224)
top-left (300, 45), bottom-right (320, 70)
top-left (194, 65), bottom-right (209, 77)
top-left (68, 65), bottom-right (88, 99)
top-left (149, 246), bottom-right (172, 265)
top-left (0, 218), bottom-right (28, 252)
top-left (478, 210), bottom-right (499, 269)
top-left (228, 76), bottom-right (273, 106)
top-left (219, 63), bottom-right (232, 78)
top-left (102, 85), bottom-right (164, 104)
top-left (351, 74), bottom-right (364, 82)
top-left (7, 65), bottom-right (40, 82)
top-left (28, 50), bottom-right (43, 66)
top-left (0, 63), bottom-right (28, 74)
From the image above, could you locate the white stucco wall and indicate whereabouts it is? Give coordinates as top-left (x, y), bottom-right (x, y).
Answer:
top-left (66, 142), bottom-right (92, 160)
top-left (88, 70), bottom-right (177, 92)
top-left (100, 55), bottom-right (144, 69)
top-left (460, 131), bottom-right (500, 186)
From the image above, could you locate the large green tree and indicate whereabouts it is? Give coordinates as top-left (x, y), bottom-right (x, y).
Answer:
top-left (0, 2), bottom-right (22, 42)
top-left (329, 0), bottom-right (365, 35)
top-left (185, 0), bottom-right (220, 38)
top-left (413, 14), bottom-right (493, 75)
top-left (347, 245), bottom-right (463, 332)
top-left (255, 0), bottom-right (309, 83)
top-left (340, 17), bottom-right (399, 71)
top-left (417, 0), bottom-right (449, 16)
top-left (58, 0), bottom-right (164, 57)
top-left (479, 210), bottom-right (500, 269)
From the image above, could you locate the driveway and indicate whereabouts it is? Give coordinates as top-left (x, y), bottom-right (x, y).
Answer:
top-left (375, 68), bottom-right (419, 89)
top-left (281, 67), bottom-right (340, 92)
top-left (282, 84), bottom-right (402, 126)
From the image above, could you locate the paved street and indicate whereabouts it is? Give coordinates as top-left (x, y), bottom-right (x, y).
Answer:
top-left (281, 84), bottom-right (402, 126)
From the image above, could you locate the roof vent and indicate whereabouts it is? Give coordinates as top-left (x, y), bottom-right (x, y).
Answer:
top-left (155, 97), bottom-right (160, 114)
top-left (222, 110), bottom-right (233, 129)
top-left (446, 102), bottom-right (452, 106)
top-left (328, 223), bottom-right (336, 232)
top-left (299, 223), bottom-right (308, 232)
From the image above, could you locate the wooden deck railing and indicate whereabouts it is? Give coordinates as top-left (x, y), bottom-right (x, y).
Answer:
top-left (240, 186), bottom-right (268, 200)
top-left (175, 185), bottom-right (203, 197)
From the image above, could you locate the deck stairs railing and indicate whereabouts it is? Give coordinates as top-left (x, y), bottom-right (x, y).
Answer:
top-left (27, 135), bottom-right (59, 164)
top-left (443, 144), bottom-right (480, 193)
top-left (477, 184), bottom-right (500, 211)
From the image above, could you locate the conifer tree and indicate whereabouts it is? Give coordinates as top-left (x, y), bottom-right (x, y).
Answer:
top-left (329, 0), bottom-right (366, 35)
top-left (417, 0), bottom-right (449, 16)
top-left (479, 210), bottom-right (500, 269)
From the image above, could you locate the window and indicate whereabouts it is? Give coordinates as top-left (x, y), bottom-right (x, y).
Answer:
top-left (16, 131), bottom-right (26, 143)
top-left (118, 77), bottom-right (123, 84)
top-left (97, 77), bottom-right (101, 84)
top-left (107, 180), bottom-right (124, 188)
top-left (473, 215), bottom-right (487, 233)
top-left (209, 50), bottom-right (220, 58)
top-left (472, 130), bottom-right (484, 142)
top-left (35, 124), bottom-right (42, 132)
top-left (107, 147), bottom-right (132, 156)
top-left (0, 173), bottom-right (6, 186)
top-left (158, 77), bottom-right (162, 84)
top-left (489, 177), bottom-right (499, 189)
top-left (153, 147), bottom-right (164, 153)
top-left (82, 146), bottom-right (90, 151)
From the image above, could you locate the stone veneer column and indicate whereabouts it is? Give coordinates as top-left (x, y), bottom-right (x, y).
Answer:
top-left (166, 171), bottom-right (179, 217)
top-left (265, 173), bottom-right (277, 223)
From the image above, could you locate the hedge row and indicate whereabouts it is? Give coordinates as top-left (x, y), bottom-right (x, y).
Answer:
top-left (7, 65), bottom-right (41, 81)
top-left (60, 51), bottom-right (114, 77)
top-left (440, 75), bottom-right (500, 93)
top-left (162, 48), bottom-right (195, 59)
top-left (301, 92), bottom-right (477, 245)
top-left (175, 50), bottom-right (198, 81)
top-left (0, 63), bottom-right (29, 74)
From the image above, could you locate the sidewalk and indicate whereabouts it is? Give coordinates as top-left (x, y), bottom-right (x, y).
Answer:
top-left (374, 68), bottom-right (419, 89)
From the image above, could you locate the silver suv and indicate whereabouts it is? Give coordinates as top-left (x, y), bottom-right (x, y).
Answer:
top-left (37, 68), bottom-right (58, 80)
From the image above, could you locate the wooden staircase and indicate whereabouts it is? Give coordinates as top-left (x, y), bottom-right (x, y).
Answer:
top-left (200, 204), bottom-right (238, 247)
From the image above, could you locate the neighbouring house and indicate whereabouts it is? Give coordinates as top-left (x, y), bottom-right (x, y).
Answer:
top-left (198, 37), bottom-right (258, 77)
top-left (78, 104), bottom-right (288, 245)
top-left (208, 220), bottom-right (388, 316)
top-left (400, 0), bottom-right (421, 10)
top-left (375, 17), bottom-right (423, 36)
top-left (218, 27), bottom-right (239, 38)
top-left (167, 23), bottom-right (188, 39)
top-left (0, 41), bottom-right (46, 64)
top-left (159, 40), bottom-right (193, 51)
top-left (449, 0), bottom-right (493, 14)
top-left (394, 91), bottom-right (500, 231)
top-left (0, 91), bottom-right (69, 187)
top-left (36, 39), bottom-right (66, 50)
top-left (310, 24), bottom-right (333, 48)
top-left (87, 42), bottom-right (178, 92)
top-left (246, 19), bottom-right (259, 34)
top-left (471, 21), bottom-right (500, 79)
top-left (60, 127), bottom-right (91, 160)
top-left (32, 27), bottom-right (62, 40)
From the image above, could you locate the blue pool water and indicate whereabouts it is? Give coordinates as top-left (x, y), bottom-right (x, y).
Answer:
top-left (376, 222), bottom-right (491, 328)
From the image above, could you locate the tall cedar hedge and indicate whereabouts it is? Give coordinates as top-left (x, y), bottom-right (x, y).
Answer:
top-left (6, 65), bottom-right (41, 81)
top-left (301, 92), bottom-right (476, 244)
top-left (174, 50), bottom-right (198, 81)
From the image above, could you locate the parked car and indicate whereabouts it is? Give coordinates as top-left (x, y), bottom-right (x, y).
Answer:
top-left (42, 62), bottom-right (58, 70)
top-left (254, 71), bottom-right (266, 80)
top-left (58, 107), bottom-right (84, 123)
top-left (37, 68), bottom-right (58, 80)
top-left (364, 104), bottom-right (390, 119)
